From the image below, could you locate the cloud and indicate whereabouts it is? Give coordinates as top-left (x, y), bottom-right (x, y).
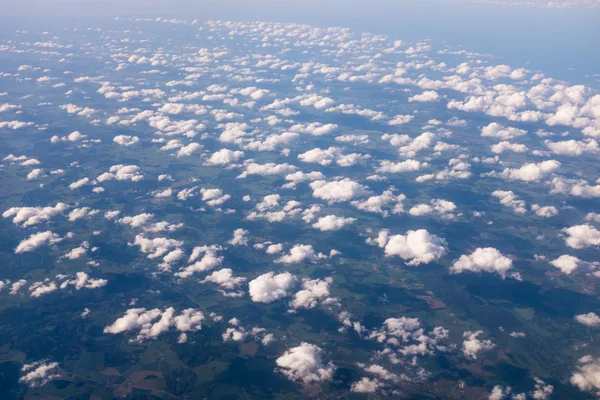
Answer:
top-left (388, 114), bottom-right (414, 125)
top-left (499, 160), bottom-right (560, 182)
top-left (492, 190), bottom-right (527, 214)
top-left (282, 171), bottom-right (324, 189)
top-left (3, 203), bottom-right (68, 227)
top-left (113, 135), bottom-right (139, 146)
top-left (65, 130), bottom-right (87, 142)
top-left (409, 90), bottom-right (440, 102)
top-left (248, 272), bottom-right (295, 303)
top-left (68, 207), bottom-right (100, 221)
top-left (396, 132), bottom-right (435, 157)
top-left (130, 234), bottom-right (184, 260)
top-left (275, 244), bottom-right (333, 264)
top-left (69, 177), bottom-right (90, 190)
top-left (376, 159), bottom-right (422, 173)
top-left (237, 162), bottom-right (297, 179)
top-left (351, 377), bottom-right (383, 393)
top-left (490, 141), bottom-right (528, 154)
top-left (176, 245), bottom-right (223, 278)
top-left (175, 142), bottom-right (203, 157)
top-left (310, 178), bottom-right (370, 203)
top-left (98, 164), bottom-right (144, 182)
top-left (200, 188), bottom-right (231, 206)
top-left (118, 213), bottom-right (154, 228)
top-left (312, 215), bottom-right (356, 231)
top-left (450, 248), bottom-right (513, 278)
top-left (15, 231), bottom-right (62, 253)
top-left (462, 330), bottom-right (495, 359)
top-left (275, 342), bottom-right (336, 384)
top-left (550, 254), bottom-right (581, 274)
top-left (374, 229), bottom-right (447, 266)
top-left (575, 313), bottom-right (600, 327)
top-left (206, 148), bottom-right (244, 165)
top-left (290, 277), bottom-right (335, 310)
top-left (104, 307), bottom-right (204, 342)
top-left (531, 204), bottom-right (558, 217)
top-left (563, 224), bottom-right (600, 249)
top-left (289, 122), bottom-right (338, 136)
top-left (546, 139), bottom-right (599, 156)
top-left (481, 123), bottom-right (527, 140)
top-left (19, 360), bottom-right (59, 387)
top-left (571, 356), bottom-right (600, 395)
top-left (60, 271), bottom-right (107, 290)
top-left (351, 190), bottom-right (405, 217)
top-left (229, 228), bottom-right (249, 246)
top-left (200, 268), bottom-right (246, 290)
top-left (408, 199), bottom-right (457, 219)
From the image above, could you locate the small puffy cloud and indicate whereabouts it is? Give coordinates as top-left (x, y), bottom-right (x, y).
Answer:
top-left (492, 190), bottom-right (526, 214)
top-left (531, 204), bottom-right (558, 217)
top-left (310, 178), bottom-right (370, 203)
top-left (409, 90), bottom-right (440, 102)
top-left (575, 313), bottom-right (600, 327)
top-left (237, 162), bottom-right (297, 179)
top-left (571, 356), bottom-right (600, 394)
top-left (374, 229), bottom-right (447, 266)
top-left (176, 142), bottom-right (203, 157)
top-left (351, 190), bottom-right (405, 217)
top-left (388, 114), bottom-right (414, 125)
top-left (176, 245), bottom-right (223, 278)
top-left (490, 141), bottom-right (528, 154)
top-left (69, 177), bottom-right (90, 190)
top-left (60, 271), bottom-right (107, 290)
top-left (298, 147), bottom-right (368, 167)
top-left (282, 171), bottom-right (324, 189)
top-left (26, 168), bottom-right (45, 181)
top-left (99, 164), bottom-right (144, 182)
top-left (104, 210), bottom-right (121, 220)
top-left (130, 234), bottom-right (184, 260)
top-left (113, 135), bottom-right (139, 146)
top-left (351, 377), bottom-right (382, 393)
top-left (290, 277), bottom-right (334, 310)
top-left (248, 271), bottom-right (295, 303)
top-left (66, 130), bottom-right (87, 142)
top-left (15, 231), bottom-right (61, 253)
top-left (289, 122), bottom-right (338, 136)
top-left (546, 139), bottom-right (599, 156)
top-left (3, 203), bottom-right (68, 227)
top-left (312, 215), bottom-right (356, 231)
top-left (376, 159), bottom-right (422, 173)
top-left (63, 242), bottom-right (89, 260)
top-left (481, 123), bottom-right (526, 140)
top-left (563, 224), bottom-right (600, 249)
top-left (462, 330), bottom-right (495, 359)
top-left (396, 132), bottom-right (435, 157)
top-left (118, 213), bottom-right (154, 228)
top-left (104, 307), bottom-right (204, 342)
top-left (550, 255), bottom-right (581, 274)
top-left (201, 268), bottom-right (246, 290)
top-left (499, 160), bottom-right (560, 182)
top-left (206, 148), bottom-right (244, 165)
top-left (19, 360), bottom-right (59, 387)
top-left (275, 244), bottom-right (334, 264)
top-left (408, 199), bottom-right (457, 219)
top-left (228, 228), bottom-right (249, 246)
top-left (200, 188), bottom-right (231, 206)
top-left (450, 248), bottom-right (513, 278)
top-left (275, 342), bottom-right (336, 384)
top-left (68, 207), bottom-right (99, 221)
